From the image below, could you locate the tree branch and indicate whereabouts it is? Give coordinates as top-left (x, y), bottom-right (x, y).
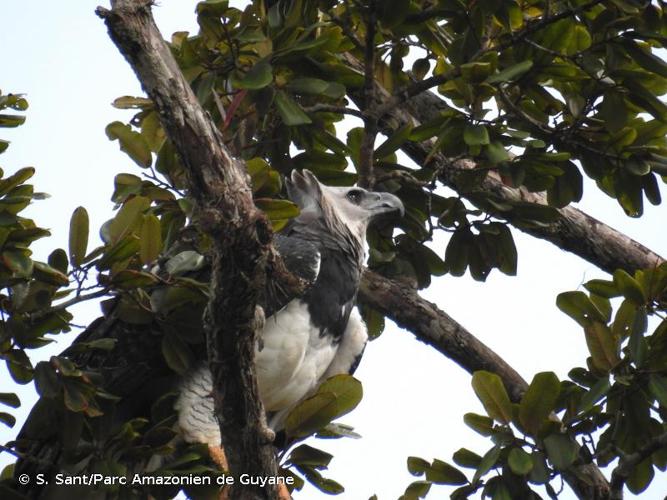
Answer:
top-left (399, 91), bottom-right (666, 274)
top-left (373, 0), bottom-right (607, 117)
top-left (97, 1), bottom-right (281, 498)
top-left (610, 432), bottom-right (667, 499)
top-left (344, 52), bottom-right (665, 274)
top-left (357, 0), bottom-right (378, 189)
top-left (359, 269), bottom-right (612, 499)
top-left (359, 269), bottom-right (527, 399)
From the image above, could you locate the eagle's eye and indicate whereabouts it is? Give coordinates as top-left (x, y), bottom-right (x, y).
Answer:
top-left (346, 189), bottom-right (363, 205)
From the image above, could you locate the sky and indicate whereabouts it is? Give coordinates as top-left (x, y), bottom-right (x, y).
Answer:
top-left (1, 1), bottom-right (667, 499)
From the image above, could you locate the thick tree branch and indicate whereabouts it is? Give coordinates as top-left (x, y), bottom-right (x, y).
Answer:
top-left (359, 269), bottom-right (611, 499)
top-left (345, 52), bottom-right (665, 274)
top-left (359, 269), bottom-right (527, 399)
top-left (399, 91), bottom-right (666, 274)
top-left (97, 1), bottom-right (280, 498)
top-left (357, 0), bottom-right (378, 189)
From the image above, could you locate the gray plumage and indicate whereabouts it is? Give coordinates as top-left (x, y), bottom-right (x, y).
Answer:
top-left (176, 170), bottom-right (403, 444)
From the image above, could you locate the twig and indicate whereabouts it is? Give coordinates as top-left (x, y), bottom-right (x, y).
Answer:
top-left (610, 431), bottom-right (667, 499)
top-left (358, 0), bottom-right (378, 189)
top-left (375, 0), bottom-right (607, 118)
top-left (302, 104), bottom-right (365, 119)
top-left (28, 288), bottom-right (110, 322)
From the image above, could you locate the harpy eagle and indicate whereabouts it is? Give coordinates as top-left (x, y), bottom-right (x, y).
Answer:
top-left (13, 170), bottom-right (402, 497)
top-left (176, 169), bottom-right (404, 445)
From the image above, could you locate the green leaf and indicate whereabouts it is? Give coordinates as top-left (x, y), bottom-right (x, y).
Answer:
top-left (484, 141), bottom-right (510, 164)
top-left (486, 60), bottom-right (533, 84)
top-left (508, 448), bottom-right (533, 475)
top-left (139, 214), bottom-right (162, 265)
top-left (578, 377), bottom-right (610, 413)
top-left (275, 91), bottom-right (312, 125)
top-left (0, 412), bottom-right (16, 428)
top-left (407, 456), bottom-right (430, 476)
top-left (247, 157), bottom-right (282, 195)
top-left (347, 127), bottom-right (364, 169)
top-left (628, 306), bottom-right (648, 366)
top-left (112, 269), bottom-right (160, 289)
top-left (105, 121), bottom-right (152, 167)
top-left (165, 250), bottom-right (206, 276)
top-left (375, 124), bottom-right (413, 159)
top-left (285, 392), bottom-right (339, 438)
top-left (317, 374), bottom-right (363, 417)
top-left (0, 167), bottom-right (35, 196)
top-left (626, 458), bottom-right (654, 494)
top-left (584, 279), bottom-right (619, 298)
top-left (316, 422), bottom-right (361, 439)
top-left (0, 114), bottom-right (26, 128)
top-left (567, 26), bottom-right (591, 54)
top-left (289, 444), bottom-right (333, 469)
top-left (403, 480), bottom-right (431, 499)
top-left (544, 434), bottom-right (578, 470)
top-left (613, 269), bottom-right (645, 304)
top-left (68, 206), bottom-right (89, 267)
top-left (519, 372), bottom-right (560, 435)
top-left (254, 198), bottom-right (300, 220)
top-left (33, 261), bottom-right (69, 286)
top-left (425, 459), bottom-right (467, 485)
top-left (112, 96), bottom-right (154, 109)
top-left (233, 60), bottom-right (273, 89)
top-left (620, 40), bottom-right (667, 78)
top-left (0, 393), bottom-right (20, 408)
top-left (62, 380), bottom-right (89, 412)
top-left (556, 291), bottom-right (606, 327)
top-left (463, 412), bottom-right (494, 436)
top-left (649, 374), bottom-right (667, 409)
top-left (624, 80), bottom-right (667, 121)
top-left (472, 445), bottom-right (501, 484)
top-left (286, 78), bottom-right (345, 99)
top-left (453, 448), bottom-right (482, 469)
top-left (584, 321), bottom-right (620, 371)
top-left (378, 0), bottom-right (410, 27)
top-left (2, 248), bottom-right (33, 278)
top-left (464, 124), bottom-right (490, 146)
top-left (547, 160), bottom-right (583, 208)
top-left (471, 371), bottom-right (512, 424)
top-left (161, 334), bottom-right (194, 375)
top-left (34, 361), bottom-right (60, 398)
top-left (528, 452), bottom-right (550, 484)
top-left (359, 303), bottom-right (385, 339)
top-left (109, 196), bottom-right (150, 243)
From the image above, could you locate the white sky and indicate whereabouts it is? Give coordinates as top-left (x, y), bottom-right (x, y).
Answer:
top-left (1, 1), bottom-right (666, 499)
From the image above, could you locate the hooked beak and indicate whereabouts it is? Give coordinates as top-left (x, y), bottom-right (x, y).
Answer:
top-left (366, 192), bottom-right (405, 219)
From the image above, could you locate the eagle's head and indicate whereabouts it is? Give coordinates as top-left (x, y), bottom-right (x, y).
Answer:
top-left (285, 169), bottom-right (404, 246)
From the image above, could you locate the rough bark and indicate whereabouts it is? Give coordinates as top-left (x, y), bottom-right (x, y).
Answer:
top-left (401, 90), bottom-right (665, 274)
top-left (360, 269), bottom-right (527, 399)
top-left (91, 7), bottom-right (655, 500)
top-left (97, 1), bottom-right (280, 498)
top-left (344, 54), bottom-right (665, 275)
top-left (359, 269), bottom-right (611, 499)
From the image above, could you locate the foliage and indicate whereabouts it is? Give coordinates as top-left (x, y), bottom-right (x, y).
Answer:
top-left (404, 265), bottom-right (667, 498)
top-left (2, 0), bottom-right (667, 498)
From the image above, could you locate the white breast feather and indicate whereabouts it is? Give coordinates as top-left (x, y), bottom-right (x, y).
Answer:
top-left (176, 299), bottom-right (356, 445)
top-left (256, 300), bottom-right (337, 410)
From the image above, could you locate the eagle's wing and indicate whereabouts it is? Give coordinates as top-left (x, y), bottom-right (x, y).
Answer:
top-left (261, 233), bottom-right (321, 317)
top-left (322, 307), bottom-right (368, 378)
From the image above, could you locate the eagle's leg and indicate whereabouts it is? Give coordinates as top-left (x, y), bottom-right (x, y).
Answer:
top-left (210, 445), bottom-right (291, 500)
top-left (208, 444), bottom-right (228, 471)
